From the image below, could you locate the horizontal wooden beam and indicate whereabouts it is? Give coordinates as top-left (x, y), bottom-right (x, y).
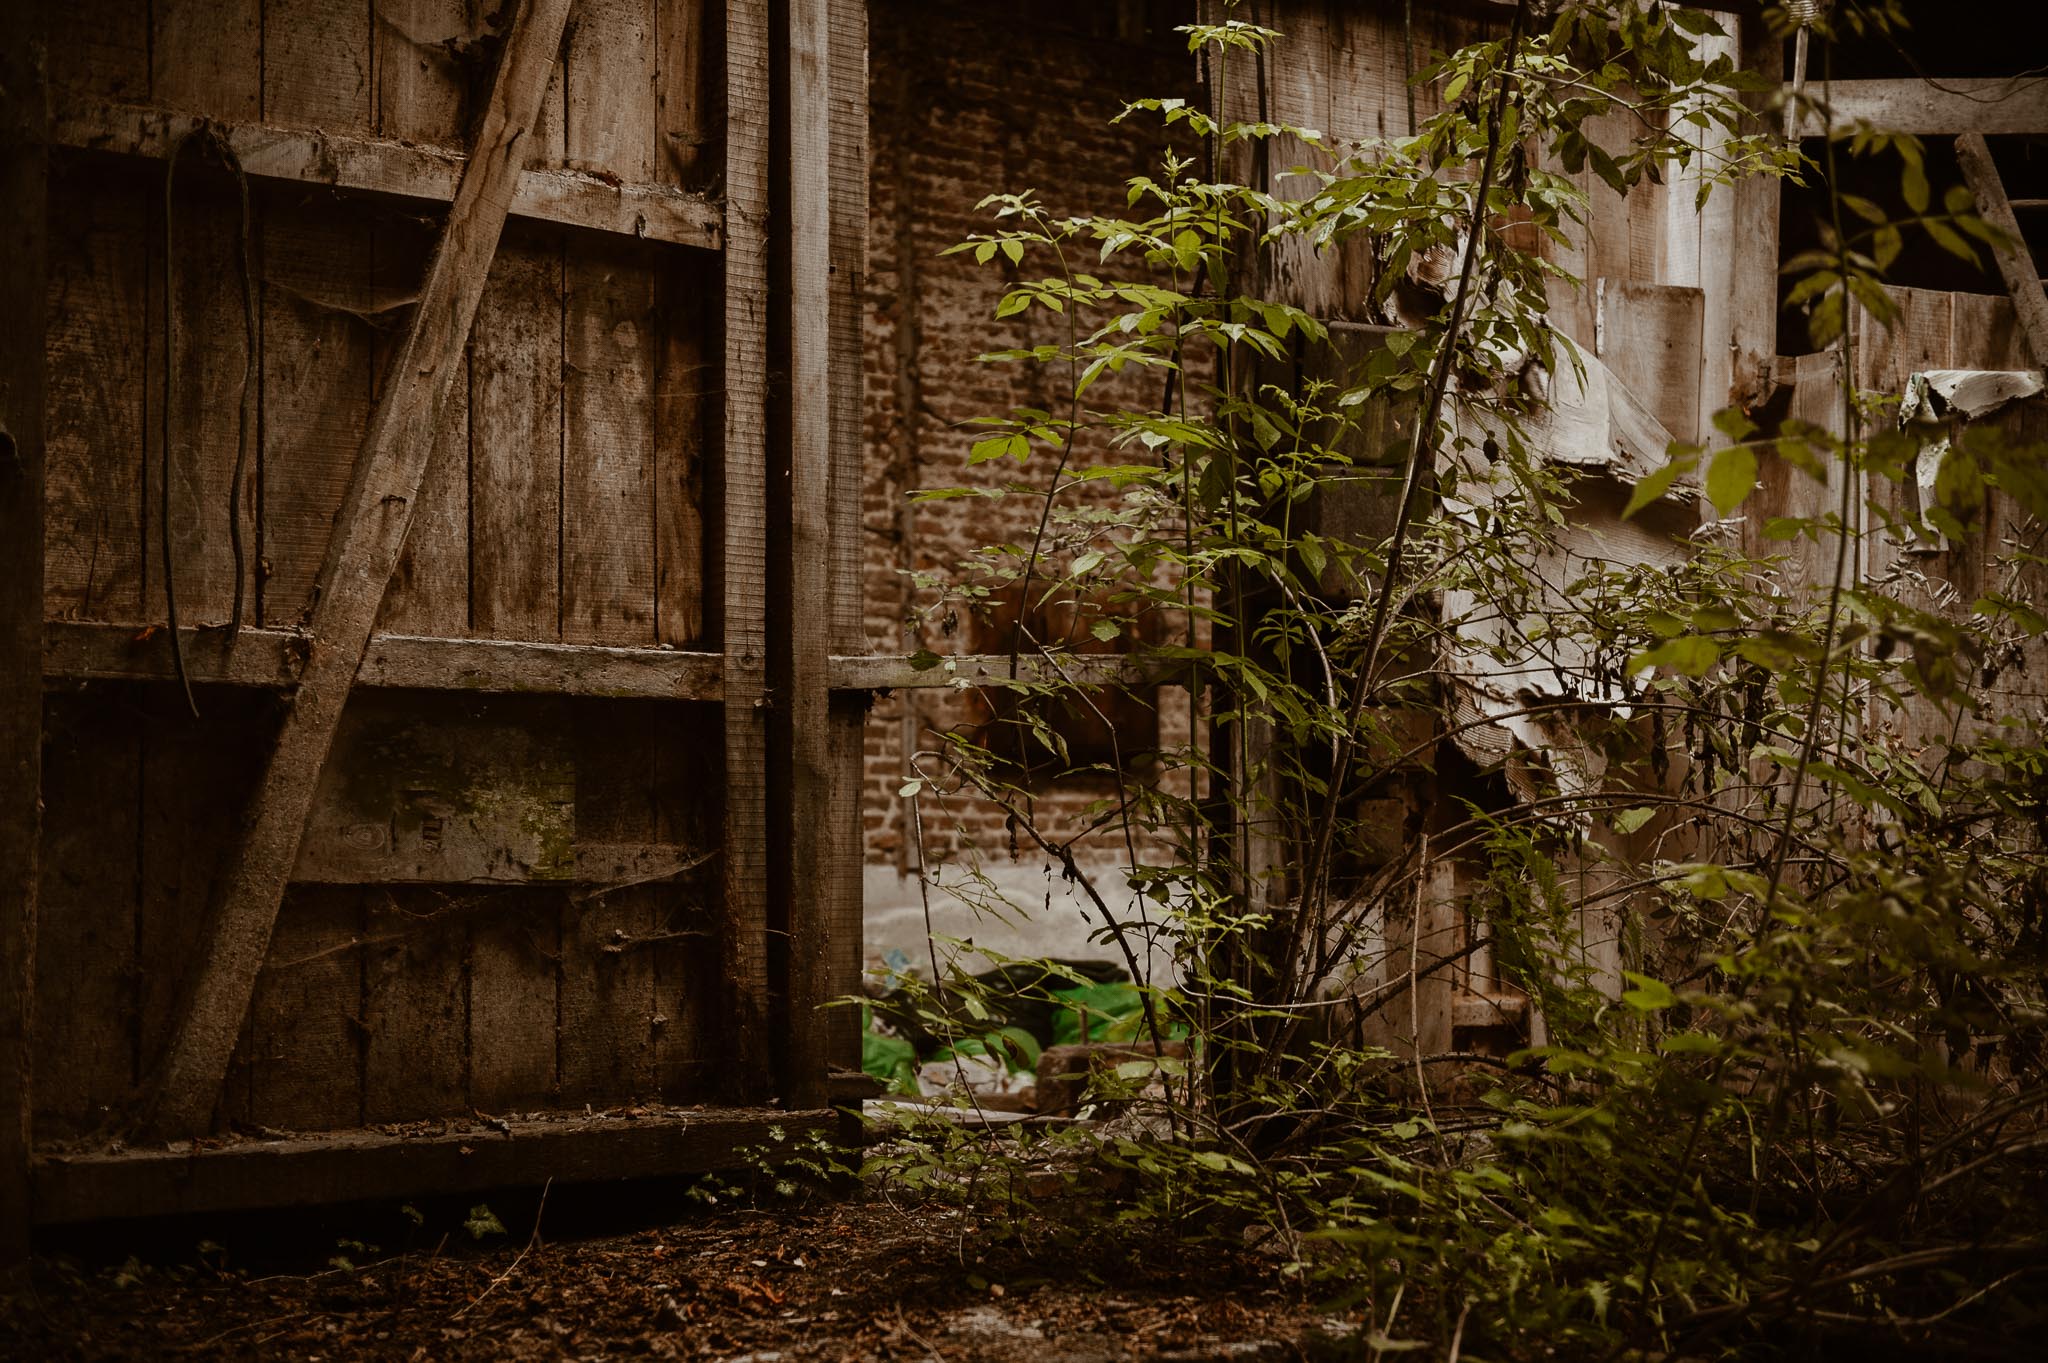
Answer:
top-left (826, 652), bottom-right (1176, 691)
top-left (31, 1107), bottom-right (835, 1223)
top-left (52, 97), bottom-right (723, 251)
top-left (1789, 78), bottom-right (2048, 138)
top-left (45, 622), bottom-right (725, 700)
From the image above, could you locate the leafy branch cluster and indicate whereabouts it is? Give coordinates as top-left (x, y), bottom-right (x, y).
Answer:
top-left (866, 2), bottom-right (2048, 1356)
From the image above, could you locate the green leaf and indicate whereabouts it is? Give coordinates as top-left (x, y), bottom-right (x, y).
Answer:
top-left (1706, 445), bottom-right (1758, 516)
top-left (1622, 453), bottom-right (1696, 518)
top-left (1090, 619), bottom-right (1121, 643)
top-left (1621, 973), bottom-right (1676, 1012)
top-left (1612, 806), bottom-right (1655, 835)
top-left (898, 778), bottom-right (923, 798)
top-left (1631, 636), bottom-right (1722, 677)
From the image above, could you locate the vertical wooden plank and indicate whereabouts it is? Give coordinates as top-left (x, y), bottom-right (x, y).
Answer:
top-left (263, 0), bottom-right (375, 130)
top-left (48, 0), bottom-right (151, 106)
top-left (136, 702), bottom-right (278, 1131)
top-left (1263, 0), bottom-right (1340, 318)
top-left (657, 0), bottom-right (721, 189)
top-left (470, 230), bottom-right (565, 641)
top-left (32, 699), bottom-right (141, 1139)
top-left (0, 0), bottom-right (46, 1257)
top-left (468, 888), bottom-right (561, 1112)
top-left (652, 703), bottom-right (721, 1101)
top-left (776, 0), bottom-right (836, 1110)
top-left (565, 0), bottom-right (660, 183)
top-left (259, 193), bottom-right (377, 628)
top-left (654, 250), bottom-right (711, 647)
top-left (563, 236), bottom-right (659, 645)
top-left (362, 888), bottom-right (468, 1122)
top-left (246, 888), bottom-right (363, 1132)
top-left (373, 212), bottom-right (471, 637)
top-left (1597, 280), bottom-right (1704, 444)
top-left (722, 0), bottom-right (774, 1100)
top-left (1855, 285), bottom-right (1953, 396)
top-left (1716, 12), bottom-right (1780, 425)
top-left (44, 168), bottom-right (148, 624)
top-left (823, 0), bottom-right (869, 1080)
top-left (1949, 292), bottom-right (2027, 372)
top-left (559, 709), bottom-right (660, 1105)
top-left (375, 0), bottom-right (488, 147)
top-left (153, 0), bottom-right (263, 121)
top-left (150, 175), bottom-right (260, 628)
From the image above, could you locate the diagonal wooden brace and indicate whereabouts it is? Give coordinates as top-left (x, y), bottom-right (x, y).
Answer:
top-left (1957, 133), bottom-right (2048, 369)
top-left (137, 0), bottom-right (576, 1140)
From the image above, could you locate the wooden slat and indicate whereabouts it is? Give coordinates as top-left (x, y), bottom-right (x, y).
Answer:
top-left (824, 0), bottom-right (870, 1086)
top-left (48, 0), bottom-right (149, 107)
top-left (824, 652), bottom-right (1156, 691)
top-left (263, 0), bottom-right (375, 131)
top-left (781, 0), bottom-right (836, 1110)
top-left (563, 236), bottom-right (660, 646)
top-left (722, 0), bottom-right (774, 1102)
top-left (467, 889), bottom-right (562, 1112)
top-left (246, 889), bottom-right (363, 1133)
top-left (565, 0), bottom-right (661, 184)
top-left (30, 1107), bottom-right (838, 1225)
top-left (375, 0), bottom-right (488, 148)
top-left (1957, 133), bottom-right (2048, 371)
top-left (53, 98), bottom-right (724, 251)
top-left (362, 888), bottom-right (469, 1123)
top-left (1792, 78), bottom-right (2048, 138)
top-left (138, 0), bottom-right (579, 1141)
top-left (1, 0), bottom-right (48, 1260)
top-left (45, 621), bottom-right (727, 697)
top-left (1596, 280), bottom-right (1704, 444)
top-left (654, 250), bottom-right (712, 646)
top-left (43, 166), bottom-right (148, 622)
top-left (470, 230), bottom-right (566, 640)
top-left (151, 0), bottom-right (261, 122)
top-left (656, 0), bottom-right (719, 189)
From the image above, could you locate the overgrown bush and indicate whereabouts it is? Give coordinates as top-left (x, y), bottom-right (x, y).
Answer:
top-left (867, 2), bottom-right (2048, 1355)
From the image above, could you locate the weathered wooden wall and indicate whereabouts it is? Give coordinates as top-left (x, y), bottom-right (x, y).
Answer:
top-left (28, 0), bottom-right (753, 1146)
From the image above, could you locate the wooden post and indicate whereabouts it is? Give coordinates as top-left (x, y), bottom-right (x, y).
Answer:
top-left (138, 0), bottom-right (576, 1140)
top-left (1957, 133), bottom-right (2048, 368)
top-left (0, 0), bottom-right (49, 1264)
top-left (777, 0), bottom-right (836, 1111)
top-left (723, 0), bottom-right (775, 1098)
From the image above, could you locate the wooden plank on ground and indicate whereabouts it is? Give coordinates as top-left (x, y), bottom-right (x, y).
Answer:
top-left (2, 1), bottom-right (49, 1260)
top-left (43, 166), bottom-right (148, 622)
top-left (470, 229), bottom-right (566, 641)
top-left (137, 0), bottom-right (578, 1141)
top-left (1957, 133), bottom-right (2048, 370)
top-left (31, 1107), bottom-right (839, 1224)
top-left (563, 236), bottom-right (660, 646)
top-left (53, 99), bottom-right (725, 250)
top-left (721, 0), bottom-right (774, 1103)
top-left (31, 699), bottom-right (141, 1140)
top-left (1793, 79), bottom-right (2048, 138)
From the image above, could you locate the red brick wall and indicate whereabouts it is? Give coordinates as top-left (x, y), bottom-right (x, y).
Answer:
top-left (862, 1), bottom-right (1200, 871)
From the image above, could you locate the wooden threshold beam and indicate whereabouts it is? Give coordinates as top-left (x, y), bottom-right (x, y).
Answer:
top-left (137, 0), bottom-right (576, 1141)
top-left (1957, 133), bottom-right (2048, 370)
top-left (53, 96), bottom-right (722, 252)
top-left (1790, 78), bottom-right (2048, 138)
top-left (31, 1107), bottom-right (836, 1224)
top-left (44, 622), bottom-right (726, 701)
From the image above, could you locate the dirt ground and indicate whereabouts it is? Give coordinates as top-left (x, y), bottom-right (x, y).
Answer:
top-left (2, 1195), bottom-right (1364, 1362)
